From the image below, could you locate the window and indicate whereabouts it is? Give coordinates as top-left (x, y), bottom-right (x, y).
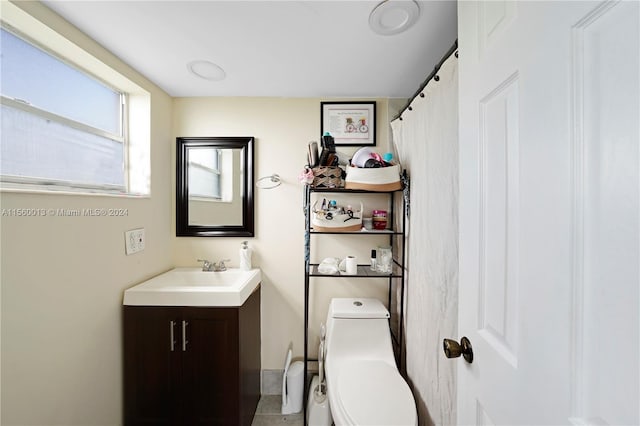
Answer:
top-left (1, 26), bottom-right (128, 192)
top-left (188, 148), bottom-right (222, 200)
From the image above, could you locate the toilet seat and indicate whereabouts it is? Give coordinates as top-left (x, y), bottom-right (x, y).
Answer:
top-left (334, 360), bottom-right (416, 426)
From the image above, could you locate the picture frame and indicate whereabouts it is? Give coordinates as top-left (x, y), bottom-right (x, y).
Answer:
top-left (321, 101), bottom-right (376, 146)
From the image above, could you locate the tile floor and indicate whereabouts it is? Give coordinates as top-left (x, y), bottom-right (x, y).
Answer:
top-left (251, 395), bottom-right (303, 426)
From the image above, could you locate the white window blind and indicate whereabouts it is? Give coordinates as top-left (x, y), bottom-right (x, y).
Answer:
top-left (188, 148), bottom-right (222, 199)
top-left (1, 27), bottom-right (127, 191)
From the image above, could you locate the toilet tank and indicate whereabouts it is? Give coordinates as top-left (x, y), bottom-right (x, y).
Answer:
top-left (328, 298), bottom-right (390, 319)
top-left (325, 298), bottom-right (395, 364)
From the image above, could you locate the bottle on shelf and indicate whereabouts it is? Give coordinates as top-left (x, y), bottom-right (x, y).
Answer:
top-left (370, 249), bottom-right (377, 271)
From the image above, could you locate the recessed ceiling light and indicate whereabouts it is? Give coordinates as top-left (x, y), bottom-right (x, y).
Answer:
top-left (369, 0), bottom-right (420, 36)
top-left (187, 60), bottom-right (226, 81)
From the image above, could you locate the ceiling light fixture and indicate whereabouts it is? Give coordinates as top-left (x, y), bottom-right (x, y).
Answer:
top-left (187, 60), bottom-right (226, 81)
top-left (369, 0), bottom-right (420, 36)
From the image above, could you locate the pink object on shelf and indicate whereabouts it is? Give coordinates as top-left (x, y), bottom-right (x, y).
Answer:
top-left (372, 209), bottom-right (387, 230)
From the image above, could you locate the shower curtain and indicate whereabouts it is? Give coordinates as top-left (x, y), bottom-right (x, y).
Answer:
top-left (391, 51), bottom-right (459, 426)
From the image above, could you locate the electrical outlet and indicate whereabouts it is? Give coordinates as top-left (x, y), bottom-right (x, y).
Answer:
top-left (125, 228), bottom-right (145, 255)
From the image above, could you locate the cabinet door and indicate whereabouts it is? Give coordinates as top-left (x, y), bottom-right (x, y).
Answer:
top-left (124, 306), bottom-right (181, 425)
top-left (181, 307), bottom-right (239, 425)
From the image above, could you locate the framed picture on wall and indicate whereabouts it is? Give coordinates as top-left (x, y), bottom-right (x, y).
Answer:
top-left (321, 101), bottom-right (376, 146)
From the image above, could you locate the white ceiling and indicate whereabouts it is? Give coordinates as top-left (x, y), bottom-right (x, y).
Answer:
top-left (42, 1), bottom-right (458, 99)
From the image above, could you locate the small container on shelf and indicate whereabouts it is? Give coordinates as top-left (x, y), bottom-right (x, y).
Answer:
top-left (376, 246), bottom-right (393, 273)
top-left (372, 210), bottom-right (387, 230)
top-left (370, 249), bottom-right (377, 271)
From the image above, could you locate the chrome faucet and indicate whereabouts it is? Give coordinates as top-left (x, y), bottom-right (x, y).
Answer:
top-left (213, 259), bottom-right (230, 271)
top-left (197, 259), bottom-right (214, 271)
top-left (197, 258), bottom-right (230, 272)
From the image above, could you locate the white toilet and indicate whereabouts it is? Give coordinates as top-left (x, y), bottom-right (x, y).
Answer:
top-left (324, 298), bottom-right (417, 426)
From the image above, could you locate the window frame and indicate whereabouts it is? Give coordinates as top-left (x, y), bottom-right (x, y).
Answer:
top-left (0, 22), bottom-right (134, 194)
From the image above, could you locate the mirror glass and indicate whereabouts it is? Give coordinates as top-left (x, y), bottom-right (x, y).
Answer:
top-left (176, 137), bottom-right (254, 237)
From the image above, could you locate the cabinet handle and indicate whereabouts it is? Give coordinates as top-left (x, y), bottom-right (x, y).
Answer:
top-left (170, 321), bottom-right (176, 352)
top-left (182, 320), bottom-right (189, 352)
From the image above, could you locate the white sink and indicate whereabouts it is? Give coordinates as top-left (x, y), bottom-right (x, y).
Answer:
top-left (123, 267), bottom-right (261, 307)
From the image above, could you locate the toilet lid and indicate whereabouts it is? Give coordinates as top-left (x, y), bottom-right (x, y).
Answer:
top-left (336, 360), bottom-right (416, 426)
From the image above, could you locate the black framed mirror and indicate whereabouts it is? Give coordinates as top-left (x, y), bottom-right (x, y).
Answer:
top-left (176, 136), bottom-right (254, 237)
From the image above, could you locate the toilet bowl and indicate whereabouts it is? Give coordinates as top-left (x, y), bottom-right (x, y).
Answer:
top-left (325, 298), bottom-right (417, 426)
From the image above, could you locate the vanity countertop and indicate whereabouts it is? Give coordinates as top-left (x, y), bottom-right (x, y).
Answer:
top-left (123, 267), bottom-right (261, 307)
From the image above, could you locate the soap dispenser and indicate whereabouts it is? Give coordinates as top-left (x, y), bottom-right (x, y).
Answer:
top-left (239, 241), bottom-right (252, 271)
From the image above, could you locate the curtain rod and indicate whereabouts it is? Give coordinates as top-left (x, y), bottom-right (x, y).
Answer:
top-left (393, 39), bottom-right (458, 121)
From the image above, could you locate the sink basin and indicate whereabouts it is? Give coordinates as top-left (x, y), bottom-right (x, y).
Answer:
top-left (123, 267), bottom-right (261, 307)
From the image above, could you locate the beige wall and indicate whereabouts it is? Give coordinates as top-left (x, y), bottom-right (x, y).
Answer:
top-left (172, 97), bottom-right (398, 369)
top-left (0, 2), bottom-right (174, 424)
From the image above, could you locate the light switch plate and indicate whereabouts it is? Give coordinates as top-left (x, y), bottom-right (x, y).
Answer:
top-left (125, 228), bottom-right (145, 255)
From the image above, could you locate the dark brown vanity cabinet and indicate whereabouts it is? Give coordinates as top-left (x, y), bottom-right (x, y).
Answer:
top-left (123, 287), bottom-right (261, 426)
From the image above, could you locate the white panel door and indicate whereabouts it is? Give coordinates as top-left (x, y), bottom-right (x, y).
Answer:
top-left (457, 1), bottom-right (639, 424)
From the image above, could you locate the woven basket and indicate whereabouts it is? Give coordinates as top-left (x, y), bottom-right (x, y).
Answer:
top-left (312, 166), bottom-right (344, 188)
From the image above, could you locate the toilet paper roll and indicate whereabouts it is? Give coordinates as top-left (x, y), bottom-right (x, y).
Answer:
top-left (345, 256), bottom-right (357, 275)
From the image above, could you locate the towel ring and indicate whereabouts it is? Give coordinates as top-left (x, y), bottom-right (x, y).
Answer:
top-left (256, 174), bottom-right (281, 189)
